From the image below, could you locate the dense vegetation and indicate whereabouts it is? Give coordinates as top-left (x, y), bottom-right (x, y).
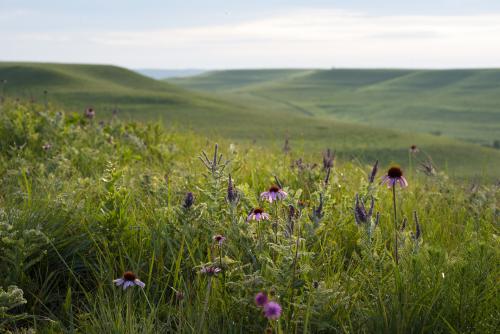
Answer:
top-left (0, 100), bottom-right (498, 333)
top-left (2, 62), bottom-right (500, 180)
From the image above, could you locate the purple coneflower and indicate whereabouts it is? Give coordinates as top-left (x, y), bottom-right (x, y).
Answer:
top-left (260, 185), bottom-right (287, 203)
top-left (200, 266), bottom-right (221, 276)
top-left (113, 271), bottom-right (145, 290)
top-left (213, 234), bottom-right (226, 246)
top-left (42, 143), bottom-right (51, 151)
top-left (409, 145), bottom-right (419, 154)
top-left (84, 107), bottom-right (95, 120)
top-left (263, 301), bottom-right (282, 320)
top-left (247, 208), bottom-right (270, 222)
top-left (381, 166), bottom-right (408, 188)
top-left (255, 292), bottom-right (268, 307)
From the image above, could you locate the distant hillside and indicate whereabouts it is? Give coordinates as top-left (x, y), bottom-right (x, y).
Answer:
top-left (135, 69), bottom-right (206, 80)
top-left (2, 62), bottom-right (499, 180)
top-left (169, 69), bottom-right (500, 146)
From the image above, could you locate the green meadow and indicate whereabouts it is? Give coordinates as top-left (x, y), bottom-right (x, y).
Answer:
top-left (0, 100), bottom-right (498, 333)
top-left (1, 62), bottom-right (500, 181)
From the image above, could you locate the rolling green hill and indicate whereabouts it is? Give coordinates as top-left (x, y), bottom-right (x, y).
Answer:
top-left (169, 69), bottom-right (500, 146)
top-left (1, 62), bottom-right (499, 180)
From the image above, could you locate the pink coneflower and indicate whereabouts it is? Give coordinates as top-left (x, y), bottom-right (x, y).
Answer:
top-left (42, 143), bottom-right (51, 151)
top-left (381, 166), bottom-right (408, 188)
top-left (247, 208), bottom-right (270, 222)
top-left (260, 185), bottom-right (287, 203)
top-left (263, 301), bottom-right (282, 320)
top-left (213, 234), bottom-right (226, 246)
top-left (84, 107), bottom-right (95, 120)
top-left (113, 271), bottom-right (145, 290)
top-left (255, 292), bottom-right (268, 307)
top-left (200, 266), bottom-right (221, 276)
top-left (409, 145), bottom-right (419, 154)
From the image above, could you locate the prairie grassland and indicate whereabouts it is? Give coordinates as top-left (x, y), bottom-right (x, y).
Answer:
top-left (0, 101), bottom-right (498, 333)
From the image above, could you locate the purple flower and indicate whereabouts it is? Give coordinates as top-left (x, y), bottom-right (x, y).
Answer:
top-left (183, 192), bottom-right (194, 209)
top-left (247, 208), bottom-right (270, 222)
top-left (213, 234), bottom-right (226, 246)
top-left (381, 166), bottom-right (408, 188)
top-left (42, 143), bottom-right (52, 151)
top-left (263, 301), bottom-right (282, 320)
top-left (113, 271), bottom-right (145, 290)
top-left (260, 185), bottom-right (287, 203)
top-left (200, 266), bottom-right (221, 276)
top-left (255, 292), bottom-right (268, 307)
top-left (84, 107), bottom-right (95, 120)
top-left (409, 145), bottom-right (419, 154)
top-left (368, 160), bottom-right (379, 184)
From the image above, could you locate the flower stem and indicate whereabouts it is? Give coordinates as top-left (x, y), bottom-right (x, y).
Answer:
top-left (392, 183), bottom-right (399, 265)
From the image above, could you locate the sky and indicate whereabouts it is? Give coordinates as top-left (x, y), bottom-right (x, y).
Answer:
top-left (1, 0), bottom-right (500, 69)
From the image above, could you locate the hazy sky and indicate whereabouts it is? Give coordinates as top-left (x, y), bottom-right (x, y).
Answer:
top-left (2, 0), bottom-right (500, 69)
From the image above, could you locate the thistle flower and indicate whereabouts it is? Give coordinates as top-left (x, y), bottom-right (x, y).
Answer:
top-left (183, 192), bottom-right (194, 209)
top-left (263, 301), bottom-right (282, 320)
top-left (247, 208), bottom-right (270, 222)
top-left (227, 174), bottom-right (239, 204)
top-left (113, 271), bottom-right (145, 290)
top-left (381, 166), bottom-right (408, 188)
top-left (368, 160), bottom-right (379, 184)
top-left (84, 107), bottom-right (95, 120)
top-left (254, 292), bottom-right (268, 306)
top-left (260, 185), bottom-right (287, 203)
top-left (200, 266), bottom-right (222, 276)
top-left (213, 234), bottom-right (226, 246)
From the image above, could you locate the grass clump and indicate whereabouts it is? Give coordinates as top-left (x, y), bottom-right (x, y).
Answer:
top-left (0, 100), bottom-right (498, 333)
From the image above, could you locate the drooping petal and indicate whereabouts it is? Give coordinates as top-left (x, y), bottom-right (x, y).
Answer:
top-left (113, 278), bottom-right (124, 286)
top-left (134, 279), bottom-right (145, 288)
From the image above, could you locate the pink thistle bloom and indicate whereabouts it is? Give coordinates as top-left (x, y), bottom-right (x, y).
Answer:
top-left (247, 208), bottom-right (270, 222)
top-left (255, 292), bottom-right (268, 307)
top-left (213, 234), bottom-right (226, 246)
top-left (381, 166), bottom-right (408, 188)
top-left (263, 301), bottom-right (282, 320)
top-left (113, 271), bottom-right (145, 290)
top-left (260, 185), bottom-right (287, 203)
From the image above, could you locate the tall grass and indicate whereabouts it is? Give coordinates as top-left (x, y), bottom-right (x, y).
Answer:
top-left (0, 100), bottom-right (498, 333)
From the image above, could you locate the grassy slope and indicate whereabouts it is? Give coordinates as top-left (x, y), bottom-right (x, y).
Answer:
top-left (170, 69), bottom-right (500, 145)
top-left (0, 101), bottom-right (498, 333)
top-left (1, 62), bottom-right (499, 180)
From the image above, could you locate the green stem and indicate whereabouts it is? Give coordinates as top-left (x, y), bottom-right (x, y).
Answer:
top-left (392, 183), bottom-right (399, 265)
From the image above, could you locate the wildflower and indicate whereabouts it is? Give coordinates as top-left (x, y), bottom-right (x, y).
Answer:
top-left (323, 149), bottom-right (335, 170)
top-left (247, 208), bottom-right (270, 222)
top-left (354, 194), bottom-right (374, 225)
top-left (368, 160), bottom-right (379, 184)
top-left (263, 301), bottom-right (282, 320)
top-left (213, 234), bottom-right (226, 246)
top-left (42, 143), bottom-right (51, 151)
top-left (176, 291), bottom-right (185, 301)
top-left (183, 192), bottom-right (194, 209)
top-left (381, 166), bottom-right (408, 188)
top-left (227, 174), bottom-right (239, 204)
top-left (113, 271), bottom-right (145, 290)
top-left (310, 194), bottom-right (324, 224)
top-left (200, 266), bottom-right (221, 276)
top-left (411, 211), bottom-right (422, 241)
top-left (409, 145), bottom-right (419, 154)
top-left (254, 292), bottom-right (268, 307)
top-left (84, 107), bottom-right (95, 120)
top-left (260, 185), bottom-right (287, 203)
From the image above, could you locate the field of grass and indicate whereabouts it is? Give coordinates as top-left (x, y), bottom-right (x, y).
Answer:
top-left (2, 62), bottom-right (500, 181)
top-left (0, 100), bottom-right (499, 333)
top-left (169, 69), bottom-right (500, 146)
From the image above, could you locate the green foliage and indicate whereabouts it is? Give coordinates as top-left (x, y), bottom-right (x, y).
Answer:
top-left (0, 101), bottom-right (498, 333)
